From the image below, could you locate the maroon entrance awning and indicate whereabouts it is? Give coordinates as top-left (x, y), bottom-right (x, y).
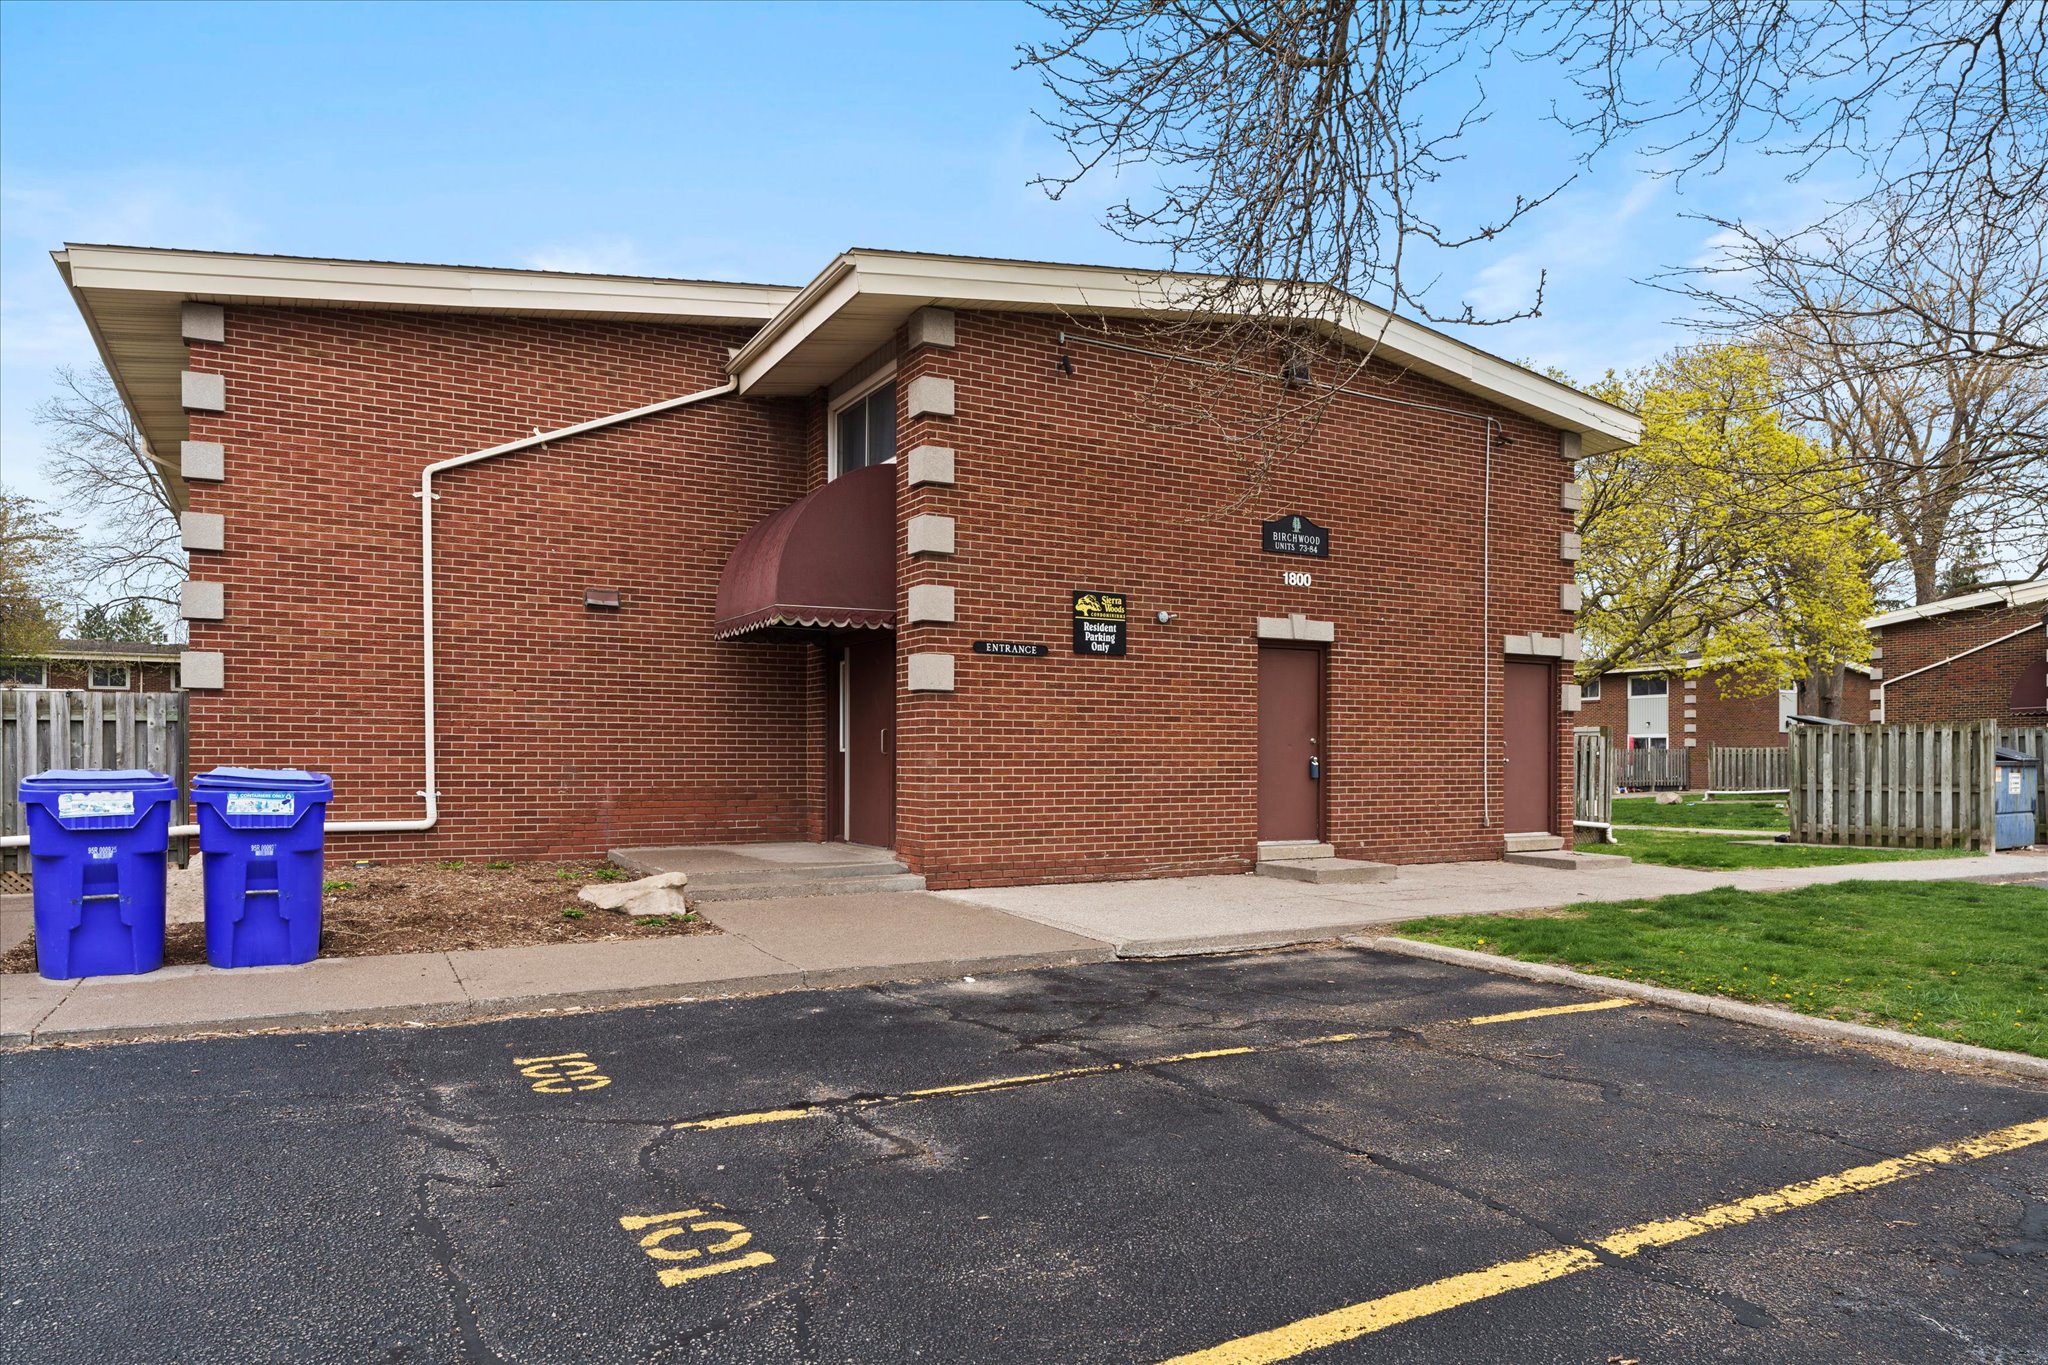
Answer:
top-left (714, 463), bottom-right (896, 639)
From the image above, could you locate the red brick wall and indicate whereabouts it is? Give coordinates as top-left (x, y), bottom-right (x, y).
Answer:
top-left (1878, 602), bottom-right (2047, 725)
top-left (892, 312), bottom-right (1579, 888)
top-left (1682, 672), bottom-right (1787, 787)
top-left (183, 306), bottom-right (814, 858)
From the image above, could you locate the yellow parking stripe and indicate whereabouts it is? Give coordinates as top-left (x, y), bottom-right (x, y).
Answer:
top-left (1157, 1116), bottom-right (2048, 1365)
top-left (1461, 998), bottom-right (1634, 1026)
top-left (673, 997), bottom-right (1635, 1133)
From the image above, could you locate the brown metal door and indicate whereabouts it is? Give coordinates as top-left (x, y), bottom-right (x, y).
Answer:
top-left (1258, 645), bottom-right (1323, 842)
top-left (843, 636), bottom-right (896, 847)
top-left (1504, 660), bottom-right (1555, 834)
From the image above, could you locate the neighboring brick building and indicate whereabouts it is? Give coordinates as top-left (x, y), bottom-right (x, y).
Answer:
top-left (0, 640), bottom-right (181, 692)
top-left (56, 245), bottom-right (1638, 887)
top-left (1866, 582), bottom-right (2048, 726)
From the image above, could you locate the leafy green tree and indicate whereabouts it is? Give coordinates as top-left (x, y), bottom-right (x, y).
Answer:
top-left (1575, 345), bottom-right (1894, 694)
top-left (0, 490), bottom-right (78, 660)
top-left (73, 600), bottom-right (167, 644)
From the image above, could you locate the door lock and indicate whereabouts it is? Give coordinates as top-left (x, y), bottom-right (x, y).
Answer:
top-left (1308, 755), bottom-right (1321, 781)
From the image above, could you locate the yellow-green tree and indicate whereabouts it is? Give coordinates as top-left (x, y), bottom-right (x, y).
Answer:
top-left (1575, 344), bottom-right (1892, 693)
top-left (1, 490), bottom-right (77, 660)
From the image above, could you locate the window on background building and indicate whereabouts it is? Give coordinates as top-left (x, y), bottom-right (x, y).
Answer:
top-left (88, 663), bottom-right (130, 690)
top-left (1632, 734), bottom-right (1669, 750)
top-left (1629, 675), bottom-right (1668, 697)
top-left (831, 378), bottom-right (898, 477)
top-left (1580, 675), bottom-right (1601, 701)
top-left (1, 661), bottom-right (47, 687)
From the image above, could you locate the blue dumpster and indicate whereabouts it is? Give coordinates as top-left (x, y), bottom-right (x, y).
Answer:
top-left (18, 769), bottom-right (179, 980)
top-left (189, 767), bottom-right (333, 967)
top-left (1993, 747), bottom-right (2040, 851)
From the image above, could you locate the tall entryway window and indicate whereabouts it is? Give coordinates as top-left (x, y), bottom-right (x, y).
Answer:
top-left (834, 636), bottom-right (896, 847)
top-left (831, 377), bottom-right (898, 478)
top-left (1258, 644), bottom-right (1324, 842)
top-left (1503, 660), bottom-right (1556, 834)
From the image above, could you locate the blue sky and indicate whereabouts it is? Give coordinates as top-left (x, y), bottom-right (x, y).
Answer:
top-left (1, 1), bottom-right (1828, 508)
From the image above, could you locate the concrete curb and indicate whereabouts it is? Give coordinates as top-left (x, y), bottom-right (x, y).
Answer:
top-left (1355, 935), bottom-right (2048, 1083)
top-left (1, 946), bottom-right (1116, 1048)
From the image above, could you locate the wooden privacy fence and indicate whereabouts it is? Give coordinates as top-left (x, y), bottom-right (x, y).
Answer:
top-left (1708, 745), bottom-right (1788, 793)
top-left (1612, 746), bottom-right (1689, 791)
top-left (2, 689), bottom-right (189, 873)
top-left (1573, 728), bottom-right (1612, 834)
top-left (1788, 721), bottom-right (2003, 849)
top-left (1999, 725), bottom-right (2048, 846)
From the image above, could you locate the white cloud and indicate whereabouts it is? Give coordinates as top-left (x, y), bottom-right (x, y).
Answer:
top-left (520, 236), bottom-right (651, 276)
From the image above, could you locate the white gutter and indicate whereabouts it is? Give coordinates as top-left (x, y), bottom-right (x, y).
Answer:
top-left (1, 379), bottom-right (739, 849)
top-left (1876, 619), bottom-right (2047, 698)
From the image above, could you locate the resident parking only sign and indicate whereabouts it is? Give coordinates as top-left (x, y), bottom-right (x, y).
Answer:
top-left (1071, 591), bottom-right (1128, 656)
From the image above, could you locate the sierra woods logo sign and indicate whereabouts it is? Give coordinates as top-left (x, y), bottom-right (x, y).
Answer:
top-left (1071, 591), bottom-right (1129, 656)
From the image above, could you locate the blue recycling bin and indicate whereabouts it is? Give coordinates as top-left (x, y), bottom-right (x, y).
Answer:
top-left (1993, 748), bottom-right (2040, 851)
top-left (189, 767), bottom-right (333, 968)
top-left (18, 769), bottom-right (179, 980)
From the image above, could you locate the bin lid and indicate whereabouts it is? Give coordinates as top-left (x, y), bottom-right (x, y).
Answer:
top-left (18, 768), bottom-right (177, 800)
top-left (191, 766), bottom-right (333, 798)
top-left (1994, 747), bottom-right (2040, 765)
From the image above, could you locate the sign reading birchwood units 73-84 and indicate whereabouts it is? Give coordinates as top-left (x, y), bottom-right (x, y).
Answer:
top-left (1262, 513), bottom-right (1330, 558)
top-left (1071, 591), bottom-right (1128, 656)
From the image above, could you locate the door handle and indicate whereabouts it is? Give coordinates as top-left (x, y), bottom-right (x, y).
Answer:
top-left (880, 728), bottom-right (890, 755)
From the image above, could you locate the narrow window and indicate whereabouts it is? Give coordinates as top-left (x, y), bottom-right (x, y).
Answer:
top-left (88, 663), bottom-right (130, 690)
top-left (1579, 676), bottom-right (1601, 701)
top-left (1629, 675), bottom-right (1668, 698)
top-left (831, 380), bottom-right (898, 477)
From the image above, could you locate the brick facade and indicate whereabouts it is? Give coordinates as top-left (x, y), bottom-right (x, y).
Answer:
top-left (1876, 601), bottom-right (2047, 725)
top-left (178, 300), bottom-right (1583, 884)
top-left (1576, 668), bottom-right (1790, 788)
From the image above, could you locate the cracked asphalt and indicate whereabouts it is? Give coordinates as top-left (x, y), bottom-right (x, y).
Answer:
top-left (2, 945), bottom-right (2044, 1364)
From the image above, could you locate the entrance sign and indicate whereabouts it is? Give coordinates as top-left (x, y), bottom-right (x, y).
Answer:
top-left (1262, 513), bottom-right (1330, 558)
top-left (1071, 591), bottom-right (1128, 656)
top-left (973, 641), bottom-right (1049, 657)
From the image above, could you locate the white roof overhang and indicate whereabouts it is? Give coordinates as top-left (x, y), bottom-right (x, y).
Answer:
top-left (728, 250), bottom-right (1642, 452)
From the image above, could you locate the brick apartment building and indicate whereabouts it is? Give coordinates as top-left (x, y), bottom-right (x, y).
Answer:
top-left (1573, 662), bottom-right (1873, 790)
top-left (0, 640), bottom-right (181, 693)
top-left (1866, 581), bottom-right (2048, 726)
top-left (55, 245), bottom-right (1638, 888)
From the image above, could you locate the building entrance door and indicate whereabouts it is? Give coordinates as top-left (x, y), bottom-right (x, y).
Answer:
top-left (1503, 660), bottom-right (1556, 834)
top-left (839, 636), bottom-right (895, 847)
top-left (1258, 645), bottom-right (1324, 842)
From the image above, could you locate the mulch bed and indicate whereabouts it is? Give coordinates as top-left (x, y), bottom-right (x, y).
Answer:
top-left (0, 859), bottom-right (714, 972)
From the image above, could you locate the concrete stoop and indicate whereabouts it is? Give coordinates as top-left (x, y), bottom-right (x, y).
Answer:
top-left (1502, 849), bottom-right (1634, 871)
top-left (1503, 833), bottom-right (1567, 853)
top-left (609, 843), bottom-right (927, 902)
top-left (1256, 857), bottom-right (1399, 885)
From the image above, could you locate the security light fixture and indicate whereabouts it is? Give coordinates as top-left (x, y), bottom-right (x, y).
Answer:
top-left (1155, 610), bottom-right (1176, 624)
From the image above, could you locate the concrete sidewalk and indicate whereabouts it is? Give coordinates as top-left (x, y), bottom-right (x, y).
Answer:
top-left (5, 849), bottom-right (2042, 1044)
top-left (940, 849), bottom-right (2048, 956)
top-left (0, 890), bottom-right (1109, 1046)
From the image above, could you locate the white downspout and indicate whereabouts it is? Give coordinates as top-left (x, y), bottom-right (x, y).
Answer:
top-left (0, 380), bottom-right (739, 849)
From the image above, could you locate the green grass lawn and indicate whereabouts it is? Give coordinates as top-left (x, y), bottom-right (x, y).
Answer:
top-left (1612, 793), bottom-right (1787, 831)
top-left (1400, 880), bottom-right (2048, 1057)
top-left (1612, 827), bottom-right (1971, 871)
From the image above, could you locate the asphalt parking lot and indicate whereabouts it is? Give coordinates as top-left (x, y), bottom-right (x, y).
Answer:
top-left (2, 946), bottom-right (2043, 1365)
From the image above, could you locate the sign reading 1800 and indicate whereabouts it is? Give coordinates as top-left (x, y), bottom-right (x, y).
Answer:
top-left (1262, 513), bottom-right (1331, 558)
top-left (1071, 591), bottom-right (1128, 656)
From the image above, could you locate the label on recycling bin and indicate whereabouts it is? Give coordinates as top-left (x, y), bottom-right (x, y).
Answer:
top-left (2012, 771), bottom-right (2025, 796)
top-left (57, 790), bottom-right (134, 818)
top-left (226, 791), bottom-right (296, 817)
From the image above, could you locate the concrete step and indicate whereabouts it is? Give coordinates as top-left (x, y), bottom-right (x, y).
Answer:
top-left (1503, 850), bottom-right (1634, 871)
top-left (1257, 841), bottom-right (1335, 862)
top-left (1256, 857), bottom-right (1398, 885)
top-left (685, 873), bottom-right (930, 903)
top-left (1503, 833), bottom-right (1567, 853)
top-left (667, 861), bottom-right (916, 892)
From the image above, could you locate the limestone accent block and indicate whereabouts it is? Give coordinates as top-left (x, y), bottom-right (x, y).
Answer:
top-left (180, 580), bottom-right (225, 620)
top-left (1531, 634), bottom-right (1564, 658)
top-left (1867, 666), bottom-right (1884, 681)
top-left (1684, 707), bottom-right (1698, 719)
top-left (1560, 632), bottom-right (1583, 661)
top-left (1560, 480), bottom-right (1583, 511)
top-left (1560, 683), bottom-right (1583, 713)
top-left (1559, 583), bottom-right (1583, 612)
top-left (1684, 723), bottom-right (1698, 734)
top-left (181, 440), bottom-right (225, 481)
top-left (1257, 615), bottom-right (1336, 642)
top-left (179, 651), bottom-right (224, 690)
top-left (1503, 634), bottom-right (1533, 656)
top-left (907, 652), bottom-right (956, 692)
top-left (1560, 532), bottom-right (1582, 562)
top-left (181, 302), bottom-right (225, 343)
top-left (1559, 431), bottom-right (1583, 462)
top-left (905, 445), bottom-right (956, 487)
top-left (1683, 737), bottom-right (1698, 748)
top-left (906, 584), bottom-right (956, 624)
top-left (181, 371), bottom-right (225, 412)
top-left (180, 512), bottom-right (225, 552)
top-left (907, 513), bottom-right (956, 556)
top-left (906, 307), bottom-right (956, 350)
top-left (579, 871), bottom-right (688, 914)
top-left (906, 375), bottom-right (956, 419)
